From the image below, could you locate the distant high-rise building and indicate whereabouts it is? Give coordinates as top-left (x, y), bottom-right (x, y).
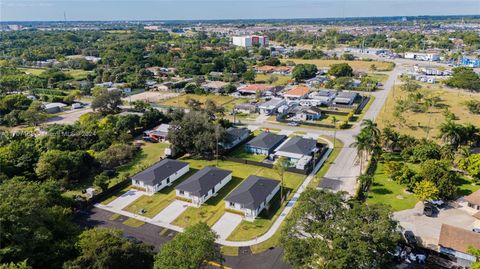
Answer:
top-left (232, 35), bottom-right (269, 48)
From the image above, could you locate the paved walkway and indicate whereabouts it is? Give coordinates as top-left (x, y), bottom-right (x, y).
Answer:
top-left (106, 189), bottom-right (146, 210)
top-left (152, 200), bottom-right (190, 224)
top-left (212, 212), bottom-right (243, 240)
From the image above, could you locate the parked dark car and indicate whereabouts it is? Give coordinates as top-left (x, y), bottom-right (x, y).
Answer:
top-left (423, 204), bottom-right (435, 217)
top-left (404, 230), bottom-right (417, 246)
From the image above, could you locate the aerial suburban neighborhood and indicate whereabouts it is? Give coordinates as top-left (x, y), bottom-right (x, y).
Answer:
top-left (1, 2), bottom-right (480, 269)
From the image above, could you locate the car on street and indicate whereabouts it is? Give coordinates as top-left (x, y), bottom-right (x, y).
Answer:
top-left (423, 203), bottom-right (435, 217)
top-left (472, 228), bottom-right (480, 233)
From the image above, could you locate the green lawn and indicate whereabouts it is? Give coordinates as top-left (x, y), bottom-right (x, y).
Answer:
top-left (171, 157), bottom-right (305, 236)
top-left (311, 136), bottom-right (344, 188)
top-left (18, 67), bottom-right (92, 80)
top-left (457, 176), bottom-right (480, 197)
top-left (122, 217), bottom-right (145, 228)
top-left (123, 169), bottom-right (198, 217)
top-left (255, 74), bottom-right (292, 86)
top-left (229, 144), bottom-right (267, 162)
top-left (159, 94), bottom-right (248, 111)
top-left (366, 161), bottom-right (419, 211)
top-left (108, 142), bottom-right (169, 187)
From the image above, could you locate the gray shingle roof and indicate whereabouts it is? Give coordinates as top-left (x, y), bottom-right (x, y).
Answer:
top-left (225, 175), bottom-right (279, 210)
top-left (276, 137), bottom-right (317, 155)
top-left (131, 159), bottom-right (189, 186)
top-left (225, 127), bottom-right (250, 144)
top-left (175, 167), bottom-right (232, 197)
top-left (246, 132), bottom-right (286, 150)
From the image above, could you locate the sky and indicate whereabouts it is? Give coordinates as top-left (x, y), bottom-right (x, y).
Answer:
top-left (1, 0), bottom-right (480, 21)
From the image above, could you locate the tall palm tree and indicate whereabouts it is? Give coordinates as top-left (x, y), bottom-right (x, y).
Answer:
top-left (351, 131), bottom-right (370, 175)
top-left (381, 127), bottom-right (400, 152)
top-left (361, 119), bottom-right (381, 142)
top-left (439, 120), bottom-right (463, 150)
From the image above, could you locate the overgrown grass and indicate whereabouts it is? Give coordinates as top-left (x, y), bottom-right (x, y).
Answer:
top-left (255, 74), bottom-right (292, 86)
top-left (281, 59), bottom-right (395, 71)
top-left (159, 94), bottom-right (248, 110)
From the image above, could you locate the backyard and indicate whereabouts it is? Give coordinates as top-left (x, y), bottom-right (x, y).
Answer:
top-left (255, 74), bottom-right (292, 86)
top-left (281, 59), bottom-right (395, 72)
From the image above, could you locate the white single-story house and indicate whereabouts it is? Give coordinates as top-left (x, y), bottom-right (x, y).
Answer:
top-left (438, 224), bottom-right (480, 267)
top-left (308, 90), bottom-right (337, 105)
top-left (175, 167), bottom-right (232, 207)
top-left (258, 98), bottom-right (286, 115)
top-left (274, 136), bottom-right (319, 170)
top-left (234, 103), bottom-right (258, 114)
top-left (131, 159), bottom-right (189, 194)
top-left (225, 175), bottom-right (280, 221)
top-left (333, 91), bottom-right (358, 105)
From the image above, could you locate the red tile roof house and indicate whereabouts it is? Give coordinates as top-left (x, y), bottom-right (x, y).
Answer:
top-left (238, 84), bottom-right (275, 96)
top-left (438, 224), bottom-right (480, 267)
top-left (283, 86), bottom-right (310, 100)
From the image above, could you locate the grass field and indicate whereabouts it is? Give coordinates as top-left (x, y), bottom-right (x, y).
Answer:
top-left (255, 74), bottom-right (292, 86)
top-left (159, 94), bottom-right (248, 111)
top-left (281, 59), bottom-right (395, 71)
top-left (18, 67), bottom-right (92, 80)
top-left (376, 84), bottom-right (480, 141)
top-left (171, 157), bottom-right (305, 239)
top-left (229, 145), bottom-right (267, 162)
top-left (366, 161), bottom-right (419, 211)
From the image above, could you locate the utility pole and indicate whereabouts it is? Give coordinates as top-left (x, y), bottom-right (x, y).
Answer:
top-left (215, 124), bottom-right (219, 167)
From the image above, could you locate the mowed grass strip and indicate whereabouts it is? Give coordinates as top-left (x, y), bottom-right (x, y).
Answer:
top-left (281, 58), bottom-right (394, 71)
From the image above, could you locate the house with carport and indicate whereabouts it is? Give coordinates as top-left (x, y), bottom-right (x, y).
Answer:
top-left (175, 167), bottom-right (232, 207)
top-left (225, 175), bottom-right (280, 221)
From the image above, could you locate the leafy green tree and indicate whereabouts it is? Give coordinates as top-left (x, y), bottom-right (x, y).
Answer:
top-left (96, 144), bottom-right (137, 169)
top-left (400, 79), bottom-right (421, 92)
top-left (414, 180), bottom-right (439, 202)
top-left (464, 100), bottom-right (480, 114)
top-left (242, 69), bottom-right (256, 82)
top-left (21, 101), bottom-right (47, 126)
top-left (468, 247), bottom-right (480, 269)
top-left (35, 150), bottom-right (94, 187)
top-left (154, 223), bottom-right (222, 269)
top-left (419, 160), bottom-right (457, 199)
top-left (0, 137), bottom-right (39, 179)
top-left (93, 174), bottom-right (110, 192)
top-left (0, 261), bottom-right (31, 269)
top-left (91, 90), bottom-right (123, 115)
top-left (458, 154), bottom-right (480, 182)
top-left (65, 228), bottom-right (153, 269)
top-left (328, 63), bottom-right (353, 77)
top-left (445, 67), bottom-right (480, 91)
top-left (281, 189), bottom-right (400, 269)
top-left (0, 180), bottom-right (79, 268)
top-left (292, 64), bottom-right (318, 82)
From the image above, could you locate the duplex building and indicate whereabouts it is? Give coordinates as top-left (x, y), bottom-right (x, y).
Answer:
top-left (175, 167), bottom-right (232, 206)
top-left (225, 175), bottom-right (280, 221)
top-left (245, 132), bottom-right (287, 155)
top-left (131, 159), bottom-right (189, 194)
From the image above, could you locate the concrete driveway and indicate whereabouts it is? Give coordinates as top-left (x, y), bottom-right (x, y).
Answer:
top-left (106, 189), bottom-right (145, 210)
top-left (212, 212), bottom-right (243, 240)
top-left (152, 200), bottom-right (190, 224)
top-left (394, 201), bottom-right (477, 248)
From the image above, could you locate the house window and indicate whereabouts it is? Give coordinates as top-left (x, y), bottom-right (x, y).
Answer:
top-left (134, 180), bottom-right (140, 185)
top-left (179, 190), bottom-right (184, 195)
top-left (229, 202), bottom-right (235, 207)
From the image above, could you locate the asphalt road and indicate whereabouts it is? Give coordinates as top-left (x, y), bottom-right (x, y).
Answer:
top-left (75, 208), bottom-right (292, 269)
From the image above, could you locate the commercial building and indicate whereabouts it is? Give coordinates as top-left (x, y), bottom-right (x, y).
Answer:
top-left (232, 35), bottom-right (269, 48)
top-left (404, 52), bottom-right (440, 62)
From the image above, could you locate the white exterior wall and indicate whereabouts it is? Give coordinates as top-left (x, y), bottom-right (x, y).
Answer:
top-left (176, 174), bottom-right (232, 207)
top-left (132, 165), bottom-right (189, 194)
top-left (225, 184), bottom-right (280, 221)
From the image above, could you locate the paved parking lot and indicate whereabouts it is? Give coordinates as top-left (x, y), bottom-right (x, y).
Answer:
top-left (394, 201), bottom-right (477, 248)
top-left (212, 212), bottom-right (243, 240)
top-left (106, 189), bottom-right (146, 210)
top-left (152, 200), bottom-right (190, 224)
